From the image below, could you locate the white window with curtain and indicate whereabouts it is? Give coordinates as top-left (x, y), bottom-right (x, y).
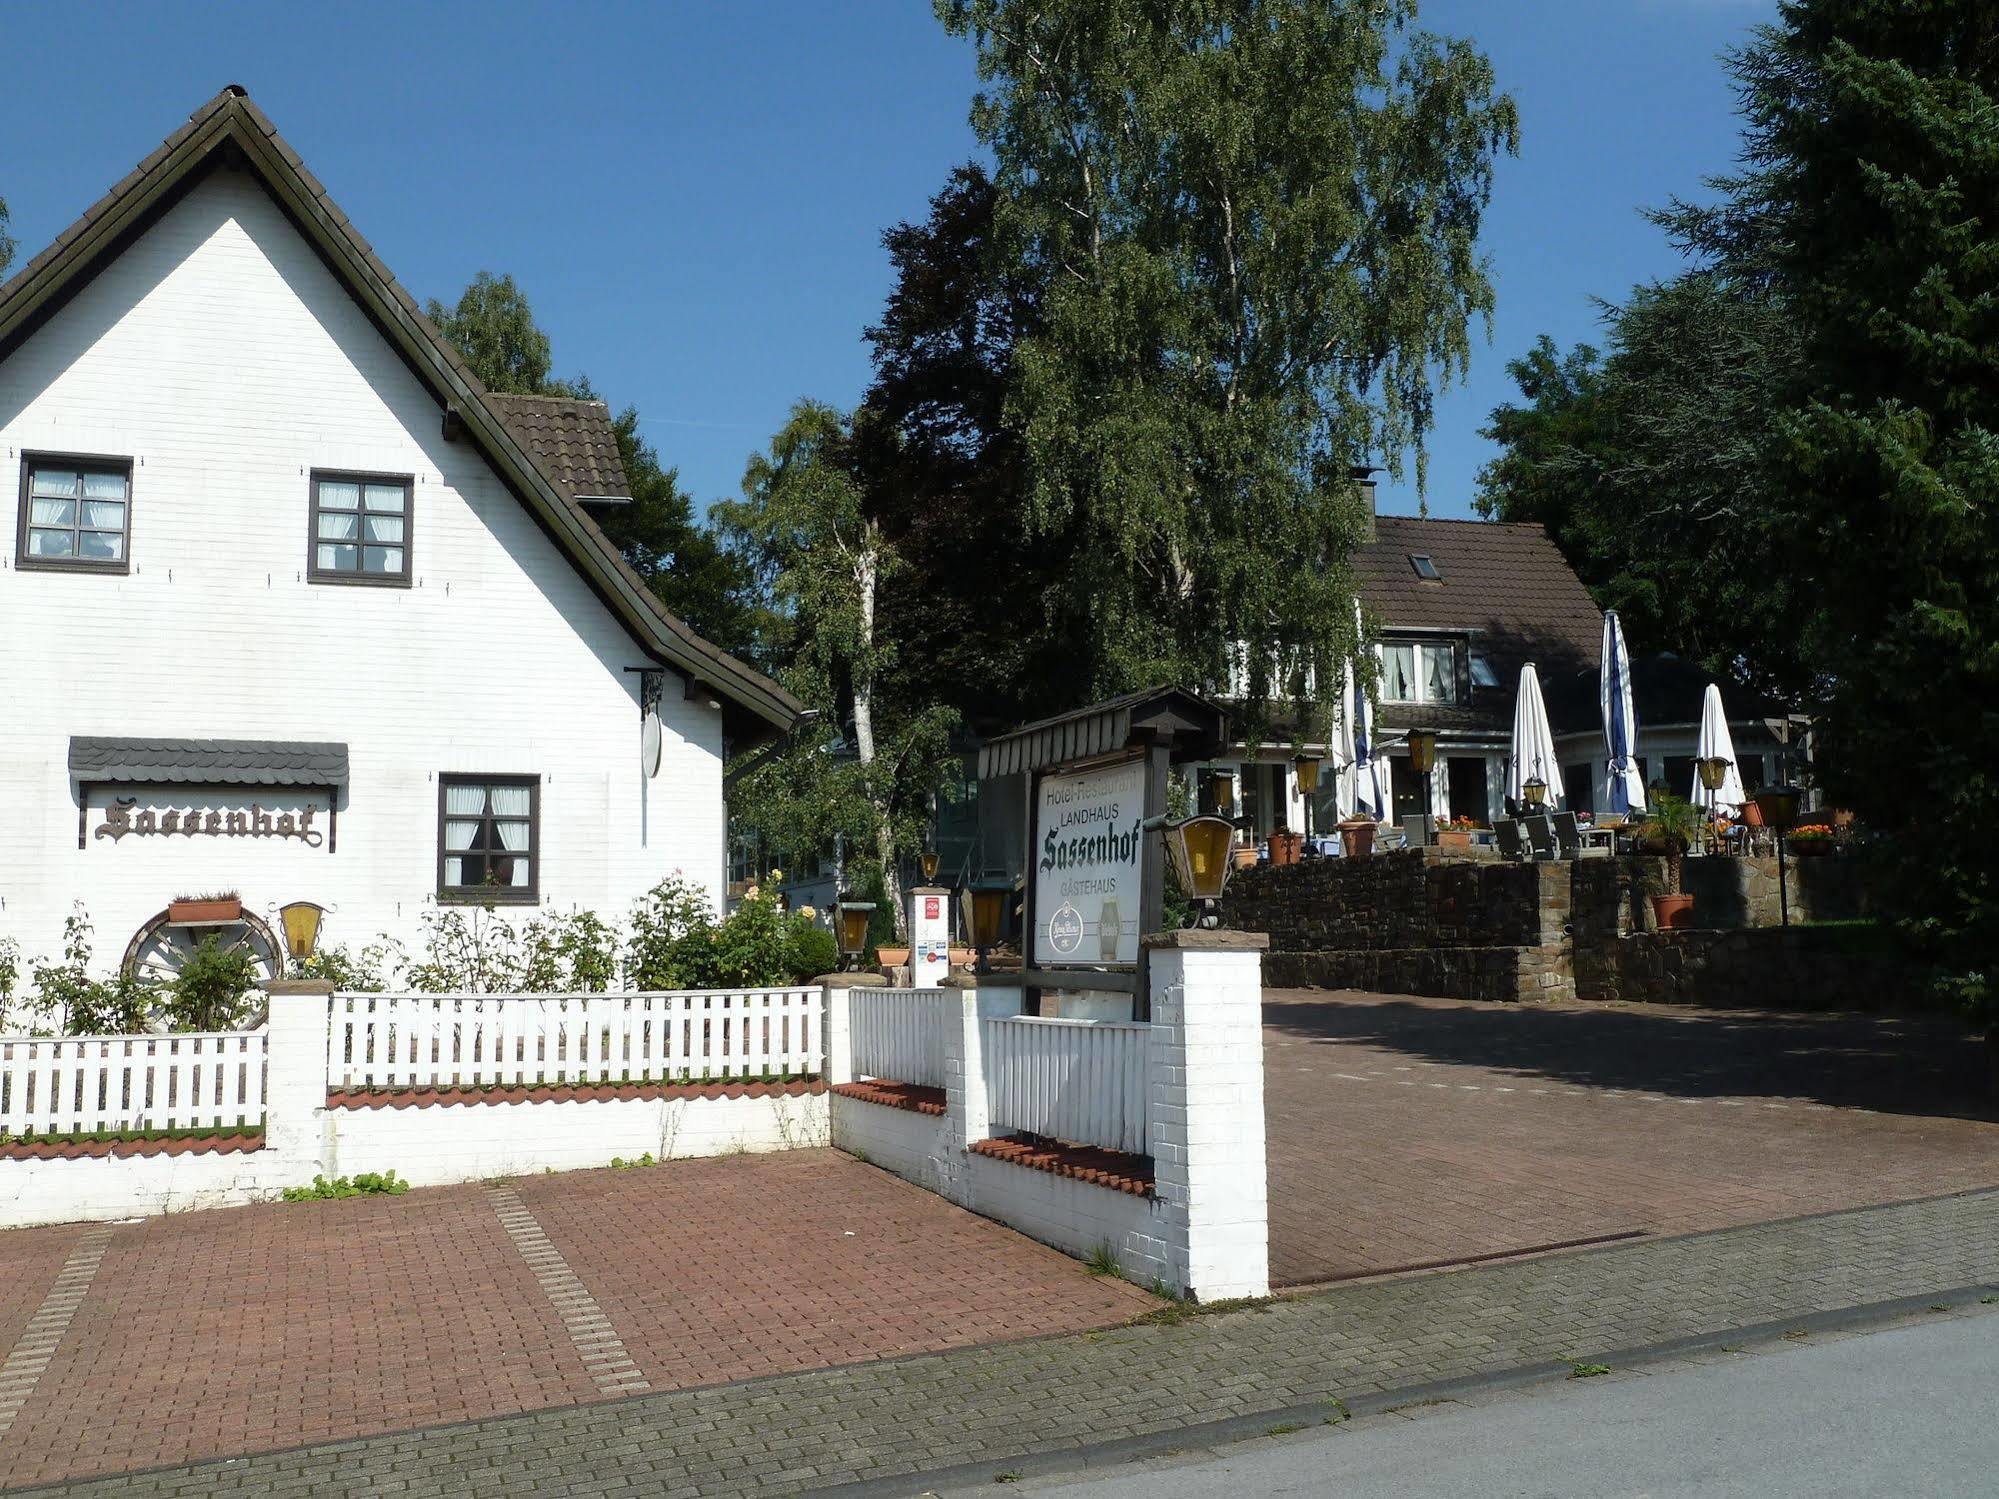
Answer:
top-left (311, 471), bottom-right (411, 584)
top-left (18, 456), bottom-right (132, 572)
top-left (438, 775), bottom-right (539, 902)
top-left (1379, 640), bottom-right (1458, 704)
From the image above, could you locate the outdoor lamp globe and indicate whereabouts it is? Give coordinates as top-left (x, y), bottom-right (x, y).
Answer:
top-left (1523, 776), bottom-right (1548, 808)
top-left (1166, 815), bottom-right (1236, 925)
top-left (1755, 785), bottom-right (1802, 831)
top-left (967, 883), bottom-right (1009, 973)
top-left (1405, 730), bottom-right (1437, 776)
top-left (919, 848), bottom-right (941, 883)
top-left (1697, 755), bottom-right (1732, 793)
top-left (834, 897), bottom-right (875, 968)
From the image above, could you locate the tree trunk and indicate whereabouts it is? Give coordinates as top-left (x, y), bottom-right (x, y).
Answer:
top-left (849, 537), bottom-right (906, 941)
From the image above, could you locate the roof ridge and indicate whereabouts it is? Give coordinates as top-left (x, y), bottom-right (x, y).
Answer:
top-left (1371, 513), bottom-right (1546, 530)
top-left (488, 392), bottom-right (611, 409)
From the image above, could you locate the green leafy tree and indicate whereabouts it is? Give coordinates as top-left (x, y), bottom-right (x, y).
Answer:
top-left (426, 274), bottom-right (754, 652)
top-left (714, 403), bottom-right (959, 936)
top-left (1476, 274), bottom-right (1809, 698)
top-left (424, 271), bottom-right (554, 395)
top-left (936, 0), bottom-right (1517, 719)
top-left (1700, 2), bottom-right (1999, 1023)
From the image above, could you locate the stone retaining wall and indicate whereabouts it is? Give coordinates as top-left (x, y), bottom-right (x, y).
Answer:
top-left (1601, 927), bottom-right (1920, 1010)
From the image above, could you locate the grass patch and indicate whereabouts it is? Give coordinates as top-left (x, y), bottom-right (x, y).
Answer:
top-left (0, 1123), bottom-right (262, 1147)
top-left (1264, 1422), bottom-right (1304, 1437)
top-left (1569, 1361), bottom-right (1612, 1379)
top-left (1132, 1294), bottom-right (1271, 1327)
top-left (281, 1171), bottom-right (409, 1202)
top-left (1083, 1242), bottom-right (1123, 1278)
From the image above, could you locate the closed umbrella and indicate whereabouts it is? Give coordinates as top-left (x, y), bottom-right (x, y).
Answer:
top-left (1600, 610), bottom-right (1647, 815)
top-left (1508, 662), bottom-right (1564, 809)
top-left (1326, 654), bottom-right (1358, 823)
top-left (1692, 683), bottom-right (1748, 814)
top-left (1349, 619), bottom-right (1386, 820)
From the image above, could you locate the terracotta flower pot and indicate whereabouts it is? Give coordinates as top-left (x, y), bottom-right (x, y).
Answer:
top-left (1789, 839), bottom-right (1834, 858)
top-left (1650, 893), bottom-right (1695, 930)
top-left (1268, 831), bottom-right (1303, 867)
top-left (1738, 801), bottom-right (1765, 828)
top-left (875, 946), bottom-right (911, 968)
top-left (1436, 829), bottom-right (1473, 850)
top-left (169, 897), bottom-right (242, 925)
top-left (1338, 820), bottom-right (1377, 858)
top-left (1232, 846), bottom-right (1260, 871)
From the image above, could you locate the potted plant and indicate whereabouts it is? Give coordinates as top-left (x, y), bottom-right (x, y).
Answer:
top-left (1337, 818), bottom-right (1378, 857)
top-left (1436, 815), bottom-right (1479, 850)
top-left (168, 890), bottom-right (242, 926)
top-left (1633, 794), bottom-right (1700, 929)
top-left (1788, 823), bottom-right (1837, 857)
top-left (1268, 827), bottom-right (1304, 867)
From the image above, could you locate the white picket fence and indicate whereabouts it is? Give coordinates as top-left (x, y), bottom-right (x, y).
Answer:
top-left (0, 1032), bottom-right (267, 1135)
top-left (849, 987), bottom-right (950, 1089)
top-left (981, 1016), bottom-right (1151, 1156)
top-left (329, 986), bottom-right (823, 1089)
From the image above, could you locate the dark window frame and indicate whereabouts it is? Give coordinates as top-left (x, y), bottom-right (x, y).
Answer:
top-left (1408, 552), bottom-right (1441, 581)
top-left (308, 469), bottom-right (413, 587)
top-left (436, 774), bottom-right (541, 905)
top-left (15, 452), bottom-right (135, 576)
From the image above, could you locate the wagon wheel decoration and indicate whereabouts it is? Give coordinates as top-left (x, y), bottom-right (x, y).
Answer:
top-left (121, 909), bottom-right (285, 1026)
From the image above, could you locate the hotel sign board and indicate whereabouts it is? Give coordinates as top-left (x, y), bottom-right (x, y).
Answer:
top-left (1031, 757), bottom-right (1145, 968)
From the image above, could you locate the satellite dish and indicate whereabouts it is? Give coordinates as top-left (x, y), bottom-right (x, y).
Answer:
top-left (641, 711), bottom-right (664, 778)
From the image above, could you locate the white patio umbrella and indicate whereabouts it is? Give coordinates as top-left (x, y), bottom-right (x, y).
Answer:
top-left (1348, 646), bottom-right (1385, 820)
top-left (1691, 682), bottom-right (1748, 814)
top-left (1325, 653), bottom-right (1358, 823)
top-left (1507, 662), bottom-right (1564, 810)
top-left (1600, 610), bottom-right (1647, 816)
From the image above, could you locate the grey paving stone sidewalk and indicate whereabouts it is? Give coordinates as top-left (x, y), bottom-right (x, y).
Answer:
top-left (15, 1189), bottom-right (1998, 1499)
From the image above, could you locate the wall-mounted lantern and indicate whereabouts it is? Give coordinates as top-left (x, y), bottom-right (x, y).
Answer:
top-left (278, 901), bottom-right (327, 971)
top-left (966, 881), bottom-right (1010, 974)
top-left (834, 895), bottom-right (876, 971)
top-left (1163, 814), bottom-right (1237, 928)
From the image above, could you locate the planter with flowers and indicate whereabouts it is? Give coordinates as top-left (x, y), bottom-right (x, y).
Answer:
top-left (168, 891), bottom-right (243, 926)
top-left (1436, 816), bottom-right (1480, 851)
top-left (1788, 824), bottom-right (1838, 857)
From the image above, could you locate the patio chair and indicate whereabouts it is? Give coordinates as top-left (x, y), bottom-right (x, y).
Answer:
top-left (1523, 814), bottom-right (1559, 861)
top-left (1494, 819), bottom-right (1528, 861)
top-left (1376, 825), bottom-right (1408, 852)
top-left (1552, 811), bottom-right (1609, 859)
top-left (1400, 814), bottom-right (1431, 848)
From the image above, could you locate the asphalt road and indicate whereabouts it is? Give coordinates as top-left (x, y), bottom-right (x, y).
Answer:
top-left (998, 1305), bottom-right (1999, 1498)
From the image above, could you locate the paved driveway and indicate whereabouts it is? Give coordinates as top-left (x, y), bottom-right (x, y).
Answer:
top-left (1264, 991), bottom-right (1999, 1288)
top-left (0, 1149), bottom-right (1153, 1491)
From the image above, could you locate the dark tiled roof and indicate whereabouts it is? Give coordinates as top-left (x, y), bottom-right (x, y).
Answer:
top-left (487, 395), bottom-right (632, 504)
top-left (69, 736), bottom-right (349, 787)
top-left (1355, 516), bottom-right (1603, 681)
top-left (0, 87), bottom-right (799, 739)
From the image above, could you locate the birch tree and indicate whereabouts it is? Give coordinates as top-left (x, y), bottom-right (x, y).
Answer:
top-left (715, 402), bottom-right (956, 938)
top-left (936, 0), bottom-right (1518, 724)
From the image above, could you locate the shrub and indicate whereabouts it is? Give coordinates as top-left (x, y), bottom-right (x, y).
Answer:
top-left (281, 1171), bottom-right (410, 1201)
top-left (624, 874), bottom-right (718, 990)
top-left (162, 933), bottom-right (261, 1033)
top-left (301, 941), bottom-right (395, 993)
top-left (32, 908), bottom-right (153, 1035)
top-left (784, 920), bottom-right (839, 980)
top-left (627, 875), bottom-right (843, 989)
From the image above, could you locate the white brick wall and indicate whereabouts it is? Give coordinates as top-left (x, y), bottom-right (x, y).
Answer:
top-left (0, 169), bottom-right (726, 970)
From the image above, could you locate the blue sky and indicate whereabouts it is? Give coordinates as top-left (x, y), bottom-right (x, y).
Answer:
top-left (0, 1), bottom-right (1773, 521)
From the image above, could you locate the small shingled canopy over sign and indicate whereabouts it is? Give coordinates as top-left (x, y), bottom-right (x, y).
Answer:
top-left (976, 687), bottom-right (1228, 780)
top-left (67, 737), bottom-right (350, 787)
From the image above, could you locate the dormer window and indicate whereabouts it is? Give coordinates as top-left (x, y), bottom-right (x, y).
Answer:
top-left (1380, 640), bottom-right (1458, 704)
top-left (1408, 553), bottom-right (1440, 581)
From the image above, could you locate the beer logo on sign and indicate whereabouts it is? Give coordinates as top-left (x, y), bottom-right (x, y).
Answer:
top-left (1047, 903), bottom-right (1084, 956)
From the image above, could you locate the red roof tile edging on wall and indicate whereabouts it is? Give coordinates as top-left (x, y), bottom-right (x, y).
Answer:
top-left (830, 1080), bottom-right (948, 1116)
top-left (0, 1132), bottom-right (265, 1161)
top-left (971, 1135), bottom-right (1156, 1198)
top-left (327, 1078), bottom-right (826, 1110)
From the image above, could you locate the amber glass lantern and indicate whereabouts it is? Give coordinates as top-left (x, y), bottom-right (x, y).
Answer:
top-left (967, 882), bottom-right (1010, 974)
top-left (1165, 815), bottom-right (1236, 927)
top-left (278, 901), bottom-right (327, 970)
top-left (834, 897), bottom-right (876, 970)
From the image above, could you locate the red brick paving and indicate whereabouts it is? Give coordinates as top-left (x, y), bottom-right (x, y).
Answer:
top-left (1265, 989), bottom-right (1999, 1287)
top-left (0, 1149), bottom-right (1150, 1490)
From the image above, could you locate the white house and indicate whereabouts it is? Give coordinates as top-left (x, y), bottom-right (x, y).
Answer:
top-left (0, 87), bottom-right (800, 982)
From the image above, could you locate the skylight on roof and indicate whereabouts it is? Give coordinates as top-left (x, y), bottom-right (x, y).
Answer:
top-left (1408, 553), bottom-right (1441, 581)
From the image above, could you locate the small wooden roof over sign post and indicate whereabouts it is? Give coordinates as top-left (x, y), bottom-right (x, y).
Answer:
top-left (978, 687), bottom-right (1229, 1020)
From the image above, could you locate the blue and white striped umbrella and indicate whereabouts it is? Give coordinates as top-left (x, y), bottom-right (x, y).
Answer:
top-left (1600, 610), bottom-right (1647, 815)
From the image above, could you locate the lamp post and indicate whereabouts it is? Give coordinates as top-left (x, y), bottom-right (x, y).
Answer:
top-left (966, 880), bottom-right (1010, 975)
top-left (1754, 784), bottom-right (1803, 927)
top-left (277, 901), bottom-right (327, 974)
top-left (1161, 815), bottom-right (1237, 928)
top-left (919, 847), bottom-right (941, 883)
top-left (834, 895), bottom-right (877, 972)
top-left (1697, 755), bottom-right (1732, 855)
top-left (1405, 729), bottom-right (1437, 833)
top-left (1522, 774), bottom-right (1548, 810)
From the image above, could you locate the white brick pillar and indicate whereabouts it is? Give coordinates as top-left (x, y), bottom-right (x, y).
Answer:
top-left (942, 984), bottom-right (990, 1150)
top-left (1144, 930), bottom-right (1271, 1301)
top-left (260, 978), bottom-right (333, 1174)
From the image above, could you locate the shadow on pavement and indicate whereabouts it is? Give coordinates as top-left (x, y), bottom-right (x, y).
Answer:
top-left (1262, 991), bottom-right (1998, 1123)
